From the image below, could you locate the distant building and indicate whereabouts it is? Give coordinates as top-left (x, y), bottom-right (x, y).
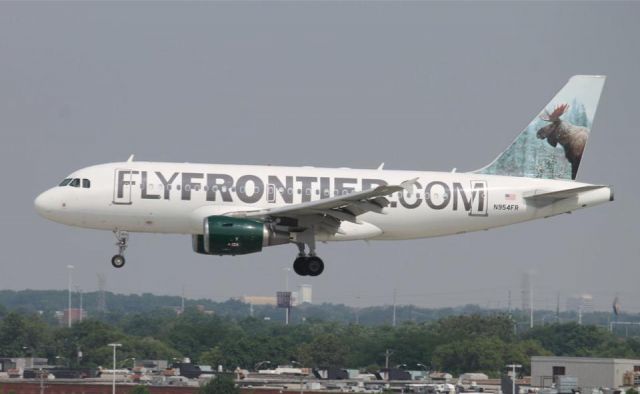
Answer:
top-left (138, 359), bottom-right (168, 370)
top-left (298, 284), bottom-right (312, 304)
top-left (195, 305), bottom-right (214, 315)
top-left (239, 296), bottom-right (277, 306)
top-left (0, 357), bottom-right (48, 373)
top-left (566, 294), bottom-right (594, 313)
top-left (57, 308), bottom-right (87, 326)
top-left (531, 356), bottom-right (640, 389)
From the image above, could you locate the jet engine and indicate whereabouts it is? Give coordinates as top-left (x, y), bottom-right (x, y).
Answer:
top-left (192, 216), bottom-right (290, 255)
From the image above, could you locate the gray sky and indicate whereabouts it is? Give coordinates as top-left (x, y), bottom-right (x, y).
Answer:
top-left (1, 2), bottom-right (638, 312)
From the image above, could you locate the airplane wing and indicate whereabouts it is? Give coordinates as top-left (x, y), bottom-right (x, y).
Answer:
top-left (223, 178), bottom-right (418, 234)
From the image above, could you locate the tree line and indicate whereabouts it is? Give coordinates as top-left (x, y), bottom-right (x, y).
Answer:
top-left (2, 304), bottom-right (640, 378)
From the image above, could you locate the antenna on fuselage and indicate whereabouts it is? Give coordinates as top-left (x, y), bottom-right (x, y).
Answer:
top-left (127, 154), bottom-right (135, 163)
top-left (377, 162), bottom-right (385, 170)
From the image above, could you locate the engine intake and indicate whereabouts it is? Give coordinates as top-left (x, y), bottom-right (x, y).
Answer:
top-left (192, 216), bottom-right (290, 256)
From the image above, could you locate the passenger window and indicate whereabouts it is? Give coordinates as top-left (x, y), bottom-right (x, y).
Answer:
top-left (82, 179), bottom-right (90, 188)
top-left (59, 179), bottom-right (72, 186)
top-left (70, 178), bottom-right (80, 187)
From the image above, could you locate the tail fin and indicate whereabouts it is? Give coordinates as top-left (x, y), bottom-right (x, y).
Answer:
top-left (474, 75), bottom-right (606, 180)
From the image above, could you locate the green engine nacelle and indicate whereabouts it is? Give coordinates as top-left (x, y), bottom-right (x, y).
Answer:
top-left (192, 216), bottom-right (289, 256)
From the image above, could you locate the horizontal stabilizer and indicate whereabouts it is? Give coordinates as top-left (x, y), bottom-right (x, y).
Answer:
top-left (524, 185), bottom-right (609, 202)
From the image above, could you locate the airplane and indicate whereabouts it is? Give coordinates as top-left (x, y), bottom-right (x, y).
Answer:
top-left (34, 75), bottom-right (612, 277)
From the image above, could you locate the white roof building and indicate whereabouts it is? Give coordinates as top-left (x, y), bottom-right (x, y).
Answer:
top-left (531, 356), bottom-right (640, 389)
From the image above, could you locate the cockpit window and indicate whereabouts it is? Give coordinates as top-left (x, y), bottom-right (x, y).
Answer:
top-left (59, 178), bottom-right (72, 186)
top-left (69, 178), bottom-right (81, 187)
top-left (82, 179), bottom-right (91, 188)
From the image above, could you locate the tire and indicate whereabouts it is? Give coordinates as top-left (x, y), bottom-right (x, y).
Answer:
top-left (111, 254), bottom-right (126, 268)
top-left (293, 256), bottom-right (308, 276)
top-left (306, 256), bottom-right (324, 277)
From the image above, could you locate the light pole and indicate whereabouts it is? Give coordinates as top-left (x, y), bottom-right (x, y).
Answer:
top-left (108, 343), bottom-right (122, 394)
top-left (284, 267), bottom-right (291, 325)
top-left (392, 289), bottom-right (397, 327)
top-left (67, 265), bottom-right (74, 328)
top-left (506, 364), bottom-right (522, 394)
top-left (76, 286), bottom-right (83, 322)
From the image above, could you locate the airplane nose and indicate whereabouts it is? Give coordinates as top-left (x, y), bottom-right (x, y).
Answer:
top-left (34, 189), bottom-right (57, 217)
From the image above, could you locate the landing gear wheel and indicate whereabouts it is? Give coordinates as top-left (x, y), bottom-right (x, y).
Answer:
top-left (293, 256), bottom-right (309, 276)
top-left (111, 254), bottom-right (125, 268)
top-left (292, 235), bottom-right (324, 277)
top-left (112, 230), bottom-right (129, 269)
top-left (306, 256), bottom-right (324, 277)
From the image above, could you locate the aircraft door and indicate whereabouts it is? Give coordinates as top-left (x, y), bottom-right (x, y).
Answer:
top-left (267, 184), bottom-right (276, 203)
top-left (113, 169), bottom-right (137, 205)
top-left (469, 180), bottom-right (488, 216)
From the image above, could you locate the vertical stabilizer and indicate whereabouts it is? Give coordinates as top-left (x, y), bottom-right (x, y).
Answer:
top-left (474, 75), bottom-right (605, 180)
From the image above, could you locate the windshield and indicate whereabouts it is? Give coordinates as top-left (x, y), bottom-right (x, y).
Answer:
top-left (59, 177), bottom-right (92, 188)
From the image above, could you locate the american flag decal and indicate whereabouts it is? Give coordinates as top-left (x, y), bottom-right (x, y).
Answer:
top-left (505, 193), bottom-right (516, 201)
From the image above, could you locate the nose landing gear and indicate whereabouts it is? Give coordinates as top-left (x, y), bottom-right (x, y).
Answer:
top-left (111, 230), bottom-right (128, 268)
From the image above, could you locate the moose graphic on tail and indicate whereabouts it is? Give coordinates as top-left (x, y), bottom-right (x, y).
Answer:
top-left (537, 103), bottom-right (590, 180)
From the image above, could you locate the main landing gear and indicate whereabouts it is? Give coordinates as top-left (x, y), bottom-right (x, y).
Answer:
top-left (111, 230), bottom-right (128, 268)
top-left (292, 230), bottom-right (324, 277)
top-left (293, 254), bottom-right (325, 277)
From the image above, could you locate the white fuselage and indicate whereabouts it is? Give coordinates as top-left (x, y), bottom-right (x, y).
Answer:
top-left (34, 161), bottom-right (612, 242)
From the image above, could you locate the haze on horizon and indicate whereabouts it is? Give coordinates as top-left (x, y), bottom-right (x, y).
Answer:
top-left (0, 2), bottom-right (638, 312)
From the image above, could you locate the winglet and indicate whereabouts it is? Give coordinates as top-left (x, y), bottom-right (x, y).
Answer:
top-left (127, 154), bottom-right (135, 163)
top-left (377, 162), bottom-right (385, 170)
